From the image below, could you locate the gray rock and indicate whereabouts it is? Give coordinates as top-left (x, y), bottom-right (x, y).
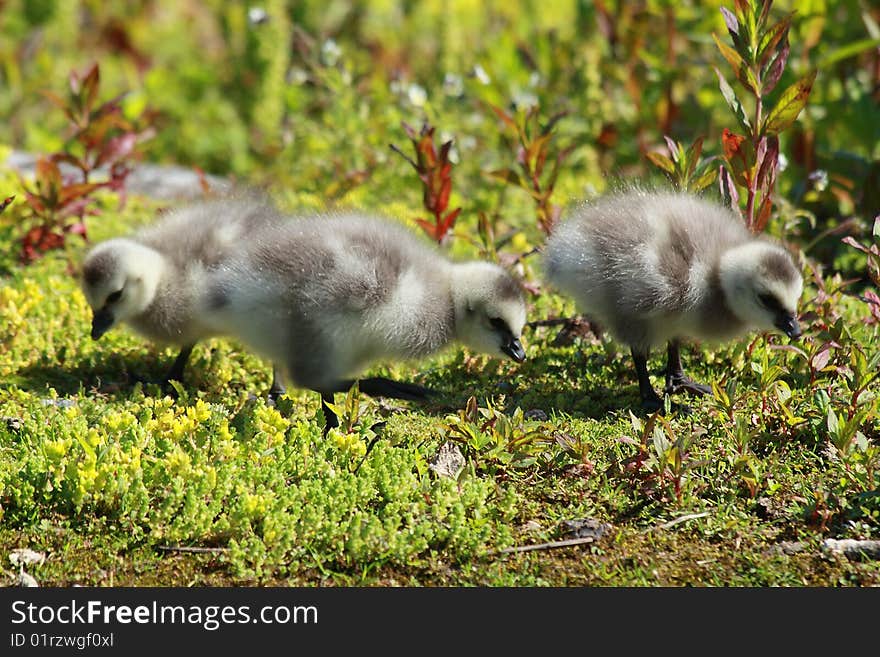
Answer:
top-left (6, 150), bottom-right (228, 201)
top-left (559, 517), bottom-right (611, 541)
top-left (767, 541), bottom-right (808, 556)
top-left (428, 442), bottom-right (466, 480)
top-left (822, 539), bottom-right (880, 561)
top-left (41, 398), bottom-right (76, 408)
top-left (9, 548), bottom-right (46, 566)
top-left (524, 409), bottom-right (548, 422)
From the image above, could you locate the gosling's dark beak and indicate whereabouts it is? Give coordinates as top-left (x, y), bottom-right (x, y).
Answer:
top-left (91, 307), bottom-right (114, 340)
top-left (775, 313), bottom-right (802, 339)
top-left (501, 337), bottom-right (526, 363)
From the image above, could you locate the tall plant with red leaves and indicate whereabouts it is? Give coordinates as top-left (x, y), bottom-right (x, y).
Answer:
top-left (18, 62), bottom-right (154, 263)
top-left (714, 0), bottom-right (816, 233)
top-left (486, 105), bottom-right (573, 236)
top-left (390, 122), bottom-right (461, 245)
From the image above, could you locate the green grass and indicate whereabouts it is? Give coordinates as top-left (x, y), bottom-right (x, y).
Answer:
top-left (0, 196), bottom-right (878, 587)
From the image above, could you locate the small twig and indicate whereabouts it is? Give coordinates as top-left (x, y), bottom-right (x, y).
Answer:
top-left (643, 512), bottom-right (710, 533)
top-left (525, 317), bottom-right (578, 329)
top-left (158, 546), bottom-right (229, 554)
top-left (494, 536), bottom-right (601, 555)
top-left (509, 245), bottom-right (542, 265)
top-left (353, 429), bottom-right (384, 475)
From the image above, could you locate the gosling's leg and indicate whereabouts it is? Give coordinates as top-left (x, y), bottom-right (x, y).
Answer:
top-left (355, 377), bottom-right (435, 401)
top-left (664, 340), bottom-right (712, 396)
top-left (321, 392), bottom-right (339, 434)
top-left (268, 364), bottom-right (287, 402)
top-left (631, 348), bottom-right (663, 413)
top-left (164, 343), bottom-right (194, 384)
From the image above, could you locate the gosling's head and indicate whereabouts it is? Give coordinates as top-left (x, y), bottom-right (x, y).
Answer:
top-left (80, 239), bottom-right (165, 340)
top-left (719, 241), bottom-right (803, 338)
top-left (451, 262), bottom-right (527, 362)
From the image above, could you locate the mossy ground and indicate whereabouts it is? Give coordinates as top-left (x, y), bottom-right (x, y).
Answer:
top-left (1, 196), bottom-right (878, 587)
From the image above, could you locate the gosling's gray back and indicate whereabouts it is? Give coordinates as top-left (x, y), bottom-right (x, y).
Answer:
top-left (136, 195), bottom-right (283, 271)
top-left (544, 189), bottom-right (752, 348)
top-left (203, 213), bottom-right (457, 390)
top-left (125, 195), bottom-right (282, 343)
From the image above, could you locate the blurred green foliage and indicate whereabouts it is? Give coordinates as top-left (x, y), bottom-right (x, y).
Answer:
top-left (1, 1), bottom-right (877, 259)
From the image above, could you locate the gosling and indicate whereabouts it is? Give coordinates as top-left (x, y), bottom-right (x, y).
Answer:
top-left (199, 212), bottom-right (528, 428)
top-left (80, 195), bottom-right (287, 393)
top-left (543, 189), bottom-right (803, 411)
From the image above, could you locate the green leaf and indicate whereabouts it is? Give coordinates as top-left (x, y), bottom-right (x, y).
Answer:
top-left (757, 15), bottom-right (792, 68)
top-left (763, 70), bottom-right (817, 136)
top-left (713, 34), bottom-right (759, 94)
top-left (818, 37), bottom-right (880, 68)
top-left (684, 136), bottom-right (704, 180)
top-left (826, 408), bottom-right (839, 439)
top-left (485, 168), bottom-right (524, 188)
top-left (646, 151), bottom-right (675, 174)
top-left (714, 68), bottom-right (751, 133)
top-left (690, 166), bottom-right (718, 193)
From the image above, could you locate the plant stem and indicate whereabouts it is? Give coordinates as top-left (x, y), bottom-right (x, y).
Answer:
top-left (745, 65), bottom-right (765, 231)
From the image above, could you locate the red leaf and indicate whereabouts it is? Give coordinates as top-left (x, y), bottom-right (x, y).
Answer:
top-left (81, 63), bottom-right (100, 112)
top-left (59, 183), bottom-right (102, 205)
top-left (756, 136), bottom-right (779, 194)
top-left (0, 195), bottom-right (14, 214)
top-left (841, 237), bottom-right (869, 254)
top-left (401, 121), bottom-right (419, 141)
top-left (721, 128), bottom-right (745, 160)
top-left (35, 157), bottom-right (62, 205)
top-left (437, 177), bottom-right (452, 213)
top-left (719, 165), bottom-right (740, 213)
top-left (441, 207), bottom-right (461, 233)
top-left (490, 104), bottom-right (518, 132)
top-left (721, 128), bottom-right (754, 188)
top-left (22, 190), bottom-right (46, 214)
top-left (755, 195), bottom-right (773, 232)
top-left (95, 132), bottom-right (136, 168)
top-left (438, 140), bottom-right (453, 165)
top-left (596, 123), bottom-right (618, 148)
top-left (414, 218), bottom-right (437, 240)
top-left (58, 197), bottom-right (98, 221)
top-left (763, 42), bottom-right (790, 94)
top-left (66, 221), bottom-right (88, 237)
top-left (810, 345), bottom-right (832, 372)
top-left (20, 226), bottom-right (65, 263)
top-left (418, 135), bottom-right (437, 168)
top-left (51, 152), bottom-right (86, 172)
top-left (863, 290), bottom-right (880, 324)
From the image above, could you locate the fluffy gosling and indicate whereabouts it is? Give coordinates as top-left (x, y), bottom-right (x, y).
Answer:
top-left (80, 195), bottom-right (286, 392)
top-left (543, 189), bottom-right (803, 411)
top-left (199, 211), bottom-right (527, 428)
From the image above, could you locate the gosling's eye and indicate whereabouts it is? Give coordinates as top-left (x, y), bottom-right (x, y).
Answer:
top-left (757, 293), bottom-right (774, 308)
top-left (106, 290), bottom-right (123, 305)
top-left (489, 316), bottom-right (508, 332)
